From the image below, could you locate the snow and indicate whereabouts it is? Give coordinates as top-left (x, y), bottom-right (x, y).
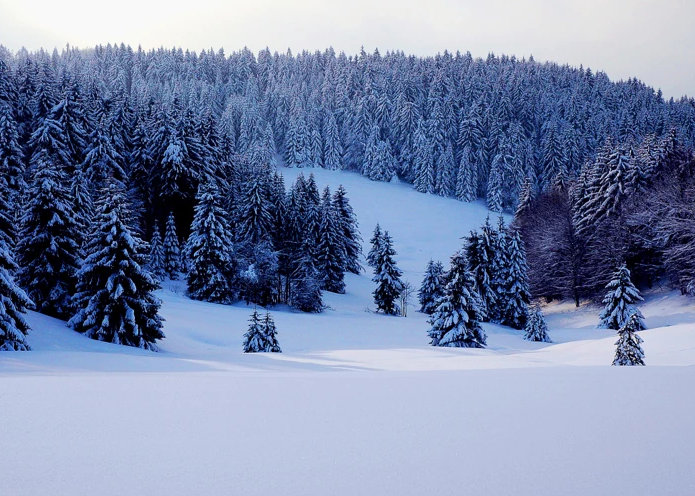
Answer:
top-left (1, 166), bottom-right (694, 495)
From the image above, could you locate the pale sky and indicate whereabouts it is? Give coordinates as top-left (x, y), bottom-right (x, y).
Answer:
top-left (1, 0), bottom-right (693, 98)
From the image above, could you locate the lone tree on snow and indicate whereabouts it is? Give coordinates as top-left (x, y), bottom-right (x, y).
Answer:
top-left (523, 304), bottom-right (552, 343)
top-left (372, 230), bottom-right (404, 316)
top-left (243, 308), bottom-right (281, 353)
top-left (598, 264), bottom-right (646, 330)
top-left (613, 312), bottom-right (645, 366)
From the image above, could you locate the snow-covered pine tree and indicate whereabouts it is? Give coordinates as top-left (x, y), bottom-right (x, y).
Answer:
top-left (290, 239), bottom-right (324, 313)
top-left (466, 220), bottom-right (497, 320)
top-left (489, 216), bottom-right (509, 323)
top-left (0, 181), bottom-right (33, 351)
top-left (185, 181), bottom-right (235, 303)
top-left (428, 250), bottom-right (487, 348)
top-left (418, 259), bottom-right (445, 314)
top-left (332, 185), bottom-right (362, 274)
top-left (316, 186), bottom-right (346, 294)
top-left (612, 312), bottom-right (645, 366)
top-left (242, 307), bottom-right (265, 353)
top-left (598, 264), bottom-right (646, 330)
top-left (17, 158), bottom-right (80, 319)
top-left (502, 228), bottom-right (531, 329)
top-left (323, 112), bottom-right (343, 170)
top-left (367, 223), bottom-right (383, 269)
top-left (372, 230), bottom-right (404, 316)
top-left (69, 182), bottom-right (164, 350)
top-left (523, 304), bottom-right (551, 342)
top-left (455, 146), bottom-right (477, 202)
top-left (148, 221), bottom-right (167, 281)
top-left (262, 310), bottom-right (281, 353)
top-left (163, 211), bottom-right (183, 279)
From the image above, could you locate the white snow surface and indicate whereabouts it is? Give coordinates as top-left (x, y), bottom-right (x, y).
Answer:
top-left (2, 167), bottom-right (694, 496)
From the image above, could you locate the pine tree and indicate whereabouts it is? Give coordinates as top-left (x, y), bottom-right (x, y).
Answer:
top-left (502, 229), bottom-right (531, 329)
top-left (466, 220), bottom-right (497, 319)
top-left (185, 182), bottom-right (235, 303)
top-left (323, 112), bottom-right (343, 170)
top-left (455, 146), bottom-right (477, 202)
top-left (262, 310), bottom-right (281, 353)
top-left (418, 259), bottom-right (445, 315)
top-left (148, 221), bottom-right (167, 281)
top-left (316, 187), bottom-right (346, 294)
top-left (523, 304), bottom-right (551, 342)
top-left (17, 159), bottom-right (80, 319)
top-left (598, 264), bottom-right (646, 330)
top-left (367, 223), bottom-right (383, 269)
top-left (69, 182), bottom-right (164, 350)
top-left (290, 241), bottom-right (324, 313)
top-left (372, 231), bottom-right (404, 315)
top-left (163, 212), bottom-right (183, 279)
top-left (612, 313), bottom-right (645, 366)
top-left (242, 308), bottom-right (265, 353)
top-left (332, 185), bottom-right (362, 274)
top-left (0, 187), bottom-right (33, 350)
top-left (428, 251), bottom-right (487, 348)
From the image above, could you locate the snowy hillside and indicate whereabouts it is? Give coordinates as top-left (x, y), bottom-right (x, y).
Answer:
top-left (2, 167), bottom-right (695, 496)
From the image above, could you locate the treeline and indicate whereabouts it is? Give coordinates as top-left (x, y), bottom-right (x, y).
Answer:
top-left (516, 131), bottom-right (695, 303)
top-left (2, 43), bottom-right (695, 238)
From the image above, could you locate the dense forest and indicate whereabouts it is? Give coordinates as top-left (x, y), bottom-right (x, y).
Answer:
top-left (0, 43), bottom-right (694, 351)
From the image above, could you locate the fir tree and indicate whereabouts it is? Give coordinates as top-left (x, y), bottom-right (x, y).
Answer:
top-left (316, 187), bottom-right (346, 294)
top-left (262, 310), bottom-right (281, 353)
top-left (148, 221), bottom-right (166, 281)
top-left (612, 313), bottom-right (645, 366)
top-left (0, 191), bottom-right (33, 351)
top-left (163, 212), bottom-right (183, 279)
top-left (428, 251), bottom-right (487, 348)
top-left (17, 159), bottom-right (80, 319)
top-left (332, 185), bottom-right (362, 274)
top-left (418, 259), bottom-right (445, 315)
top-left (242, 308), bottom-right (265, 353)
top-left (69, 182), bottom-right (164, 350)
top-left (523, 304), bottom-right (552, 342)
top-left (598, 264), bottom-right (646, 330)
top-left (185, 182), bottom-right (235, 303)
top-left (367, 223), bottom-right (383, 269)
top-left (501, 228), bottom-right (531, 329)
top-left (290, 241), bottom-right (324, 313)
top-left (372, 231), bottom-right (404, 315)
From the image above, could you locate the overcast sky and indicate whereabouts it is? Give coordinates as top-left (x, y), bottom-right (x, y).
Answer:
top-left (0, 0), bottom-right (692, 98)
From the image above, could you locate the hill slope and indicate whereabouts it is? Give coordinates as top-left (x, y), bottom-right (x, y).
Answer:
top-left (1, 167), bottom-right (694, 496)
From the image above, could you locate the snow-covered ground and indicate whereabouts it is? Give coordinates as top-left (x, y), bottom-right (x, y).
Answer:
top-left (2, 167), bottom-right (694, 496)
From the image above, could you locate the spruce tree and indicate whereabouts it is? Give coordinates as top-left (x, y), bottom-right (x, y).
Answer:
top-left (367, 223), bottom-right (383, 269)
top-left (242, 308), bottom-right (265, 353)
top-left (17, 159), bottom-right (80, 319)
top-left (69, 183), bottom-right (164, 350)
top-left (163, 211), bottom-right (183, 279)
top-left (316, 187), bottom-right (346, 294)
top-left (262, 310), bottom-right (281, 353)
top-left (502, 228), bottom-right (531, 329)
top-left (185, 182), bottom-right (235, 303)
top-left (598, 264), bottom-right (646, 330)
top-left (428, 251), bottom-right (487, 348)
top-left (332, 185), bottom-right (362, 274)
top-left (148, 221), bottom-right (166, 281)
top-left (523, 304), bottom-right (551, 342)
top-left (372, 231), bottom-right (404, 315)
top-left (0, 188), bottom-right (33, 351)
top-left (612, 313), bottom-right (645, 366)
top-left (290, 240), bottom-right (324, 313)
top-left (418, 259), bottom-right (445, 315)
